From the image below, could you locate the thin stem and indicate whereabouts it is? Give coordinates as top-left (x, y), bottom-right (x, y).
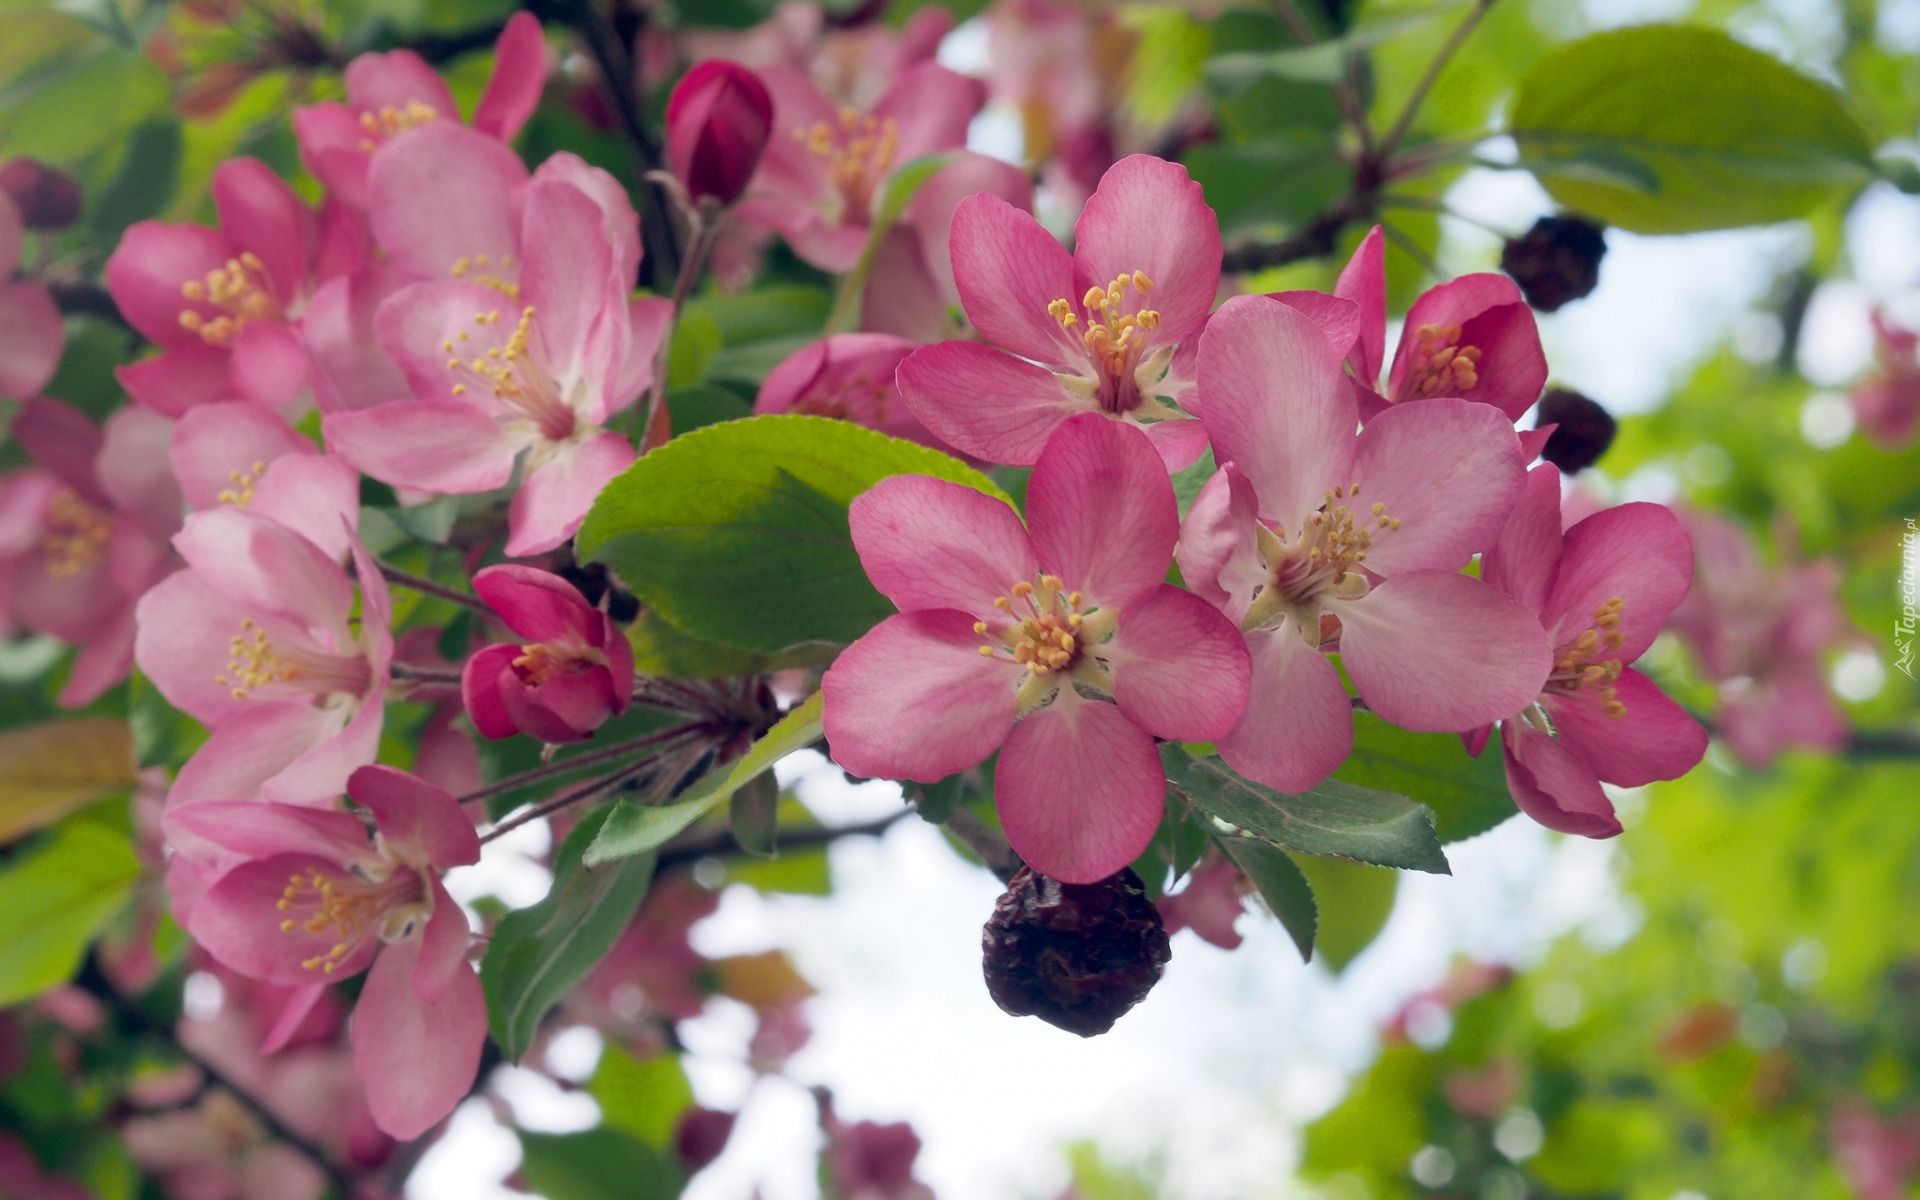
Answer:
top-left (946, 808), bottom-right (1023, 883)
top-left (480, 754), bottom-right (668, 843)
top-left (389, 662), bottom-right (465, 687)
top-left (1269, 0), bottom-right (1318, 43)
top-left (1382, 193), bottom-right (1515, 238)
top-left (1378, 0), bottom-right (1497, 159)
top-left (458, 722), bottom-right (710, 807)
top-left (1381, 219), bottom-right (1442, 278)
top-left (375, 559), bottom-right (491, 615)
top-left (655, 807), bottom-right (912, 870)
top-left (638, 209), bottom-right (722, 454)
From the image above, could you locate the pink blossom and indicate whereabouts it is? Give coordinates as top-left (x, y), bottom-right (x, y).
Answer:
top-left (462, 564), bottom-right (636, 743)
top-left (860, 153), bottom-right (1035, 344)
top-left (1850, 311), bottom-right (1920, 449)
top-left (687, 3), bottom-right (952, 113)
top-left (896, 155), bottom-right (1219, 469)
top-left (107, 159), bottom-right (363, 414)
top-left (6, 397), bottom-right (181, 706)
top-left (134, 508), bottom-right (391, 809)
top-left (755, 333), bottom-right (948, 447)
top-left (292, 13), bottom-right (547, 212)
top-left (0, 191), bottom-right (63, 400)
top-left (322, 125), bottom-right (672, 556)
top-left (1176, 295), bottom-right (1548, 794)
top-left (1832, 1102), bottom-right (1920, 1200)
top-left (172, 766), bottom-right (486, 1140)
top-left (824, 413), bottom-right (1250, 883)
top-left (1155, 854), bottom-right (1248, 949)
top-left (985, 0), bottom-right (1129, 210)
top-left (169, 402), bottom-right (360, 559)
top-left (1664, 509), bottom-right (1861, 767)
top-left (1303, 225), bottom-right (1548, 425)
top-left (1476, 465), bottom-right (1706, 836)
top-left (737, 59), bottom-right (983, 272)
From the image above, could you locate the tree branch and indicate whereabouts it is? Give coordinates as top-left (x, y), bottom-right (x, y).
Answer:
top-left (945, 808), bottom-right (1023, 883)
top-left (654, 807), bottom-right (912, 870)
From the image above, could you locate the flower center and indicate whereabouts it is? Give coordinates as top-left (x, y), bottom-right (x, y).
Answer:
top-left (355, 99), bottom-right (441, 152)
top-left (1242, 484), bottom-right (1401, 642)
top-left (179, 253), bottom-right (284, 348)
top-left (443, 306), bottom-right (579, 442)
top-left (973, 575), bottom-right (1117, 714)
top-left (275, 857), bottom-right (430, 975)
top-left (511, 640), bottom-right (606, 686)
top-left (1544, 597), bottom-right (1628, 718)
top-left (796, 108), bottom-right (899, 219)
top-left (216, 459), bottom-right (268, 508)
top-left (41, 488), bottom-right (112, 578)
top-left (450, 253), bottom-right (520, 300)
top-left (1048, 271), bottom-right (1163, 413)
top-left (215, 617), bottom-right (374, 702)
top-left (1398, 323), bottom-right (1483, 402)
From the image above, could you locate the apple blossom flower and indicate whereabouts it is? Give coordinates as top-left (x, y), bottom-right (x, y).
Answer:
top-left (1176, 295), bottom-right (1548, 794)
top-left (1664, 508), bottom-right (1862, 767)
top-left (291, 12), bottom-right (547, 212)
top-left (0, 191), bottom-right (62, 400)
top-left (736, 59), bottom-right (983, 272)
top-left (322, 125), bottom-right (672, 556)
top-left (985, 0), bottom-right (1133, 211)
top-left (668, 61), bottom-right (775, 207)
top-left (860, 153), bottom-right (1035, 344)
top-left (755, 333), bottom-right (950, 448)
top-left (134, 508), bottom-right (391, 809)
top-left (169, 402), bottom-right (360, 560)
top-left (6, 397), bottom-right (181, 706)
top-left (823, 413), bottom-right (1251, 883)
top-left (1850, 310), bottom-right (1920, 449)
top-left (461, 564), bottom-right (636, 744)
top-left (1475, 465), bottom-right (1706, 837)
top-left (1155, 854), bottom-right (1249, 950)
top-left (1307, 225), bottom-right (1549, 426)
top-left (896, 155), bottom-right (1220, 470)
top-left (107, 158), bottom-right (364, 414)
top-left (172, 766), bottom-right (486, 1140)
top-left (686, 2), bottom-right (953, 112)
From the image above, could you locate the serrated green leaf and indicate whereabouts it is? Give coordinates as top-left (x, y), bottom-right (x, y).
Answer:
top-left (482, 807), bottom-right (656, 1061)
top-left (1219, 836), bottom-right (1316, 961)
top-left (1510, 25), bottom-right (1874, 233)
top-left (578, 416), bottom-right (1010, 654)
top-left (1334, 713), bottom-right (1516, 844)
top-left (1161, 744), bottom-right (1448, 873)
top-left (0, 819), bottom-right (140, 1005)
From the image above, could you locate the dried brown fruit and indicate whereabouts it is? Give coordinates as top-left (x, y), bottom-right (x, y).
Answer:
top-left (981, 866), bottom-right (1170, 1037)
top-left (1502, 215), bottom-right (1607, 312)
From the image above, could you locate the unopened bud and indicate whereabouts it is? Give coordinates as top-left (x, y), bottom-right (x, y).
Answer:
top-left (666, 61), bottom-right (774, 208)
top-left (981, 866), bottom-right (1170, 1037)
top-left (1535, 387), bottom-right (1616, 473)
top-left (1502, 215), bottom-right (1607, 312)
top-left (0, 158), bottom-right (82, 231)
top-left (673, 1107), bottom-right (736, 1172)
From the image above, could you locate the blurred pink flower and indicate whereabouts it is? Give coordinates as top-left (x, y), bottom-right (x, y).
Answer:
top-left (755, 332), bottom-right (946, 447)
top-left (1832, 1102), bottom-right (1920, 1200)
top-left (0, 191), bottom-right (63, 400)
top-left (1850, 311), bottom-right (1920, 449)
top-left (860, 153), bottom-right (1034, 345)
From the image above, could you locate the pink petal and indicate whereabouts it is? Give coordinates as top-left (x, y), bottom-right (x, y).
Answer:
top-left (260, 983), bottom-right (327, 1055)
top-left (472, 563), bottom-right (602, 642)
top-left (1073, 155), bottom-right (1220, 349)
top-left (0, 192), bottom-right (18, 272)
top-left (1544, 502), bottom-right (1693, 660)
top-left (293, 103), bottom-right (374, 210)
top-left (374, 279), bottom-right (525, 405)
top-left (744, 65), bottom-right (836, 219)
top-left (165, 701), bottom-right (348, 808)
top-left (518, 179), bottom-right (621, 393)
top-left (460, 645), bottom-right (522, 740)
top-left (1265, 290), bottom-right (1362, 360)
top-left (345, 49), bottom-right (459, 119)
top-left (314, 195), bottom-right (367, 284)
top-left (349, 765), bottom-right (480, 868)
top-left (191, 853), bottom-right (382, 986)
top-left (134, 570), bottom-right (272, 724)
top-left (1173, 465), bottom-right (1265, 622)
top-left (786, 221), bottom-right (875, 274)
top-left (1501, 719), bottom-right (1621, 837)
top-left (59, 606), bottom-right (137, 709)
top-left (96, 405), bottom-right (183, 526)
top-left (821, 610), bottom-right (1019, 782)
top-left (896, 340), bottom-right (1089, 466)
top-left (1106, 584), bottom-right (1250, 742)
top-left (366, 123), bottom-right (527, 283)
top-left (1548, 667), bottom-right (1706, 787)
top-left (249, 455), bottom-right (362, 561)
top-left (352, 936), bottom-right (486, 1141)
top-left (871, 61), bottom-right (983, 163)
top-left (504, 432), bottom-right (635, 557)
top-left (228, 320), bottom-right (310, 407)
top-left (1480, 463), bottom-right (1561, 614)
top-left (173, 507), bottom-right (355, 636)
top-left (1333, 226), bottom-right (1386, 384)
top-left (611, 296), bottom-right (675, 406)
top-left (170, 402), bottom-right (313, 512)
top-left (105, 221), bottom-right (236, 349)
top-left (995, 690), bottom-right (1165, 884)
top-left (1348, 397), bottom-right (1526, 576)
top-left (300, 266), bottom-right (413, 413)
top-left (116, 346), bottom-right (235, 416)
top-left (498, 668), bottom-right (616, 743)
top-left (860, 226), bottom-right (950, 344)
top-left (413, 879), bottom-right (473, 1002)
top-left (949, 193), bottom-right (1080, 366)
top-left (414, 704), bottom-right (482, 795)
top-left (259, 683), bottom-right (386, 806)
top-left (11, 396), bottom-right (108, 504)
top-left (1517, 425), bottom-right (1555, 462)
top-left (1389, 276), bottom-right (1544, 419)
top-left (848, 474), bottom-right (1032, 615)
top-left (1195, 295), bottom-right (1353, 532)
top-left (1217, 622), bottom-right (1353, 794)
top-left (166, 800), bottom-right (371, 863)
top-left (0, 281), bottom-right (63, 398)
top-left (1140, 416), bottom-right (1211, 472)
top-left (530, 153), bottom-right (642, 295)
top-left (472, 12), bottom-right (548, 141)
top-left (1337, 572), bottom-right (1550, 732)
top-left (1025, 413), bottom-right (1176, 609)
top-left (211, 158), bottom-right (313, 311)
top-left (322, 399), bottom-right (519, 495)
top-left (900, 153), bottom-right (1034, 307)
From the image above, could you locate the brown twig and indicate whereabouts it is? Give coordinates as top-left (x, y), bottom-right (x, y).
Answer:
top-left (457, 721), bottom-right (711, 807)
top-left (654, 807), bottom-right (912, 870)
top-left (946, 808), bottom-right (1023, 883)
top-left (1377, 0), bottom-right (1498, 159)
top-left (374, 559), bottom-right (493, 615)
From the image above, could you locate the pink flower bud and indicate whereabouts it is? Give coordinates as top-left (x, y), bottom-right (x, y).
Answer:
top-left (666, 61), bottom-right (773, 207)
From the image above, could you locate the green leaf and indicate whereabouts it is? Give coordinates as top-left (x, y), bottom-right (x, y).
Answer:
top-left (1218, 836), bottom-right (1316, 962)
top-left (1510, 25), bottom-right (1875, 233)
top-left (623, 607), bottom-right (839, 678)
top-left (591, 1049), bottom-right (695, 1150)
top-left (825, 154), bottom-right (957, 334)
top-left (1333, 713), bottom-right (1517, 844)
top-left (1205, 12), bottom-right (1433, 89)
top-left (586, 692), bottom-right (825, 867)
top-left (0, 717), bottom-right (136, 843)
top-left (578, 416), bottom-right (1011, 653)
top-left (1184, 140), bottom-right (1349, 233)
top-left (86, 116), bottom-right (179, 242)
top-left (481, 807), bottom-right (657, 1061)
top-left (904, 774), bottom-right (964, 825)
top-left (0, 819), bottom-right (140, 1005)
top-left (726, 848), bottom-right (831, 894)
top-left (1291, 854), bottom-right (1396, 973)
top-left (1160, 744), bottom-right (1449, 874)
top-left (666, 384), bottom-right (753, 433)
top-left (689, 286), bottom-right (831, 346)
top-left (667, 306), bottom-right (722, 388)
top-left (730, 771), bottom-right (779, 858)
top-left (515, 1128), bottom-right (685, 1200)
